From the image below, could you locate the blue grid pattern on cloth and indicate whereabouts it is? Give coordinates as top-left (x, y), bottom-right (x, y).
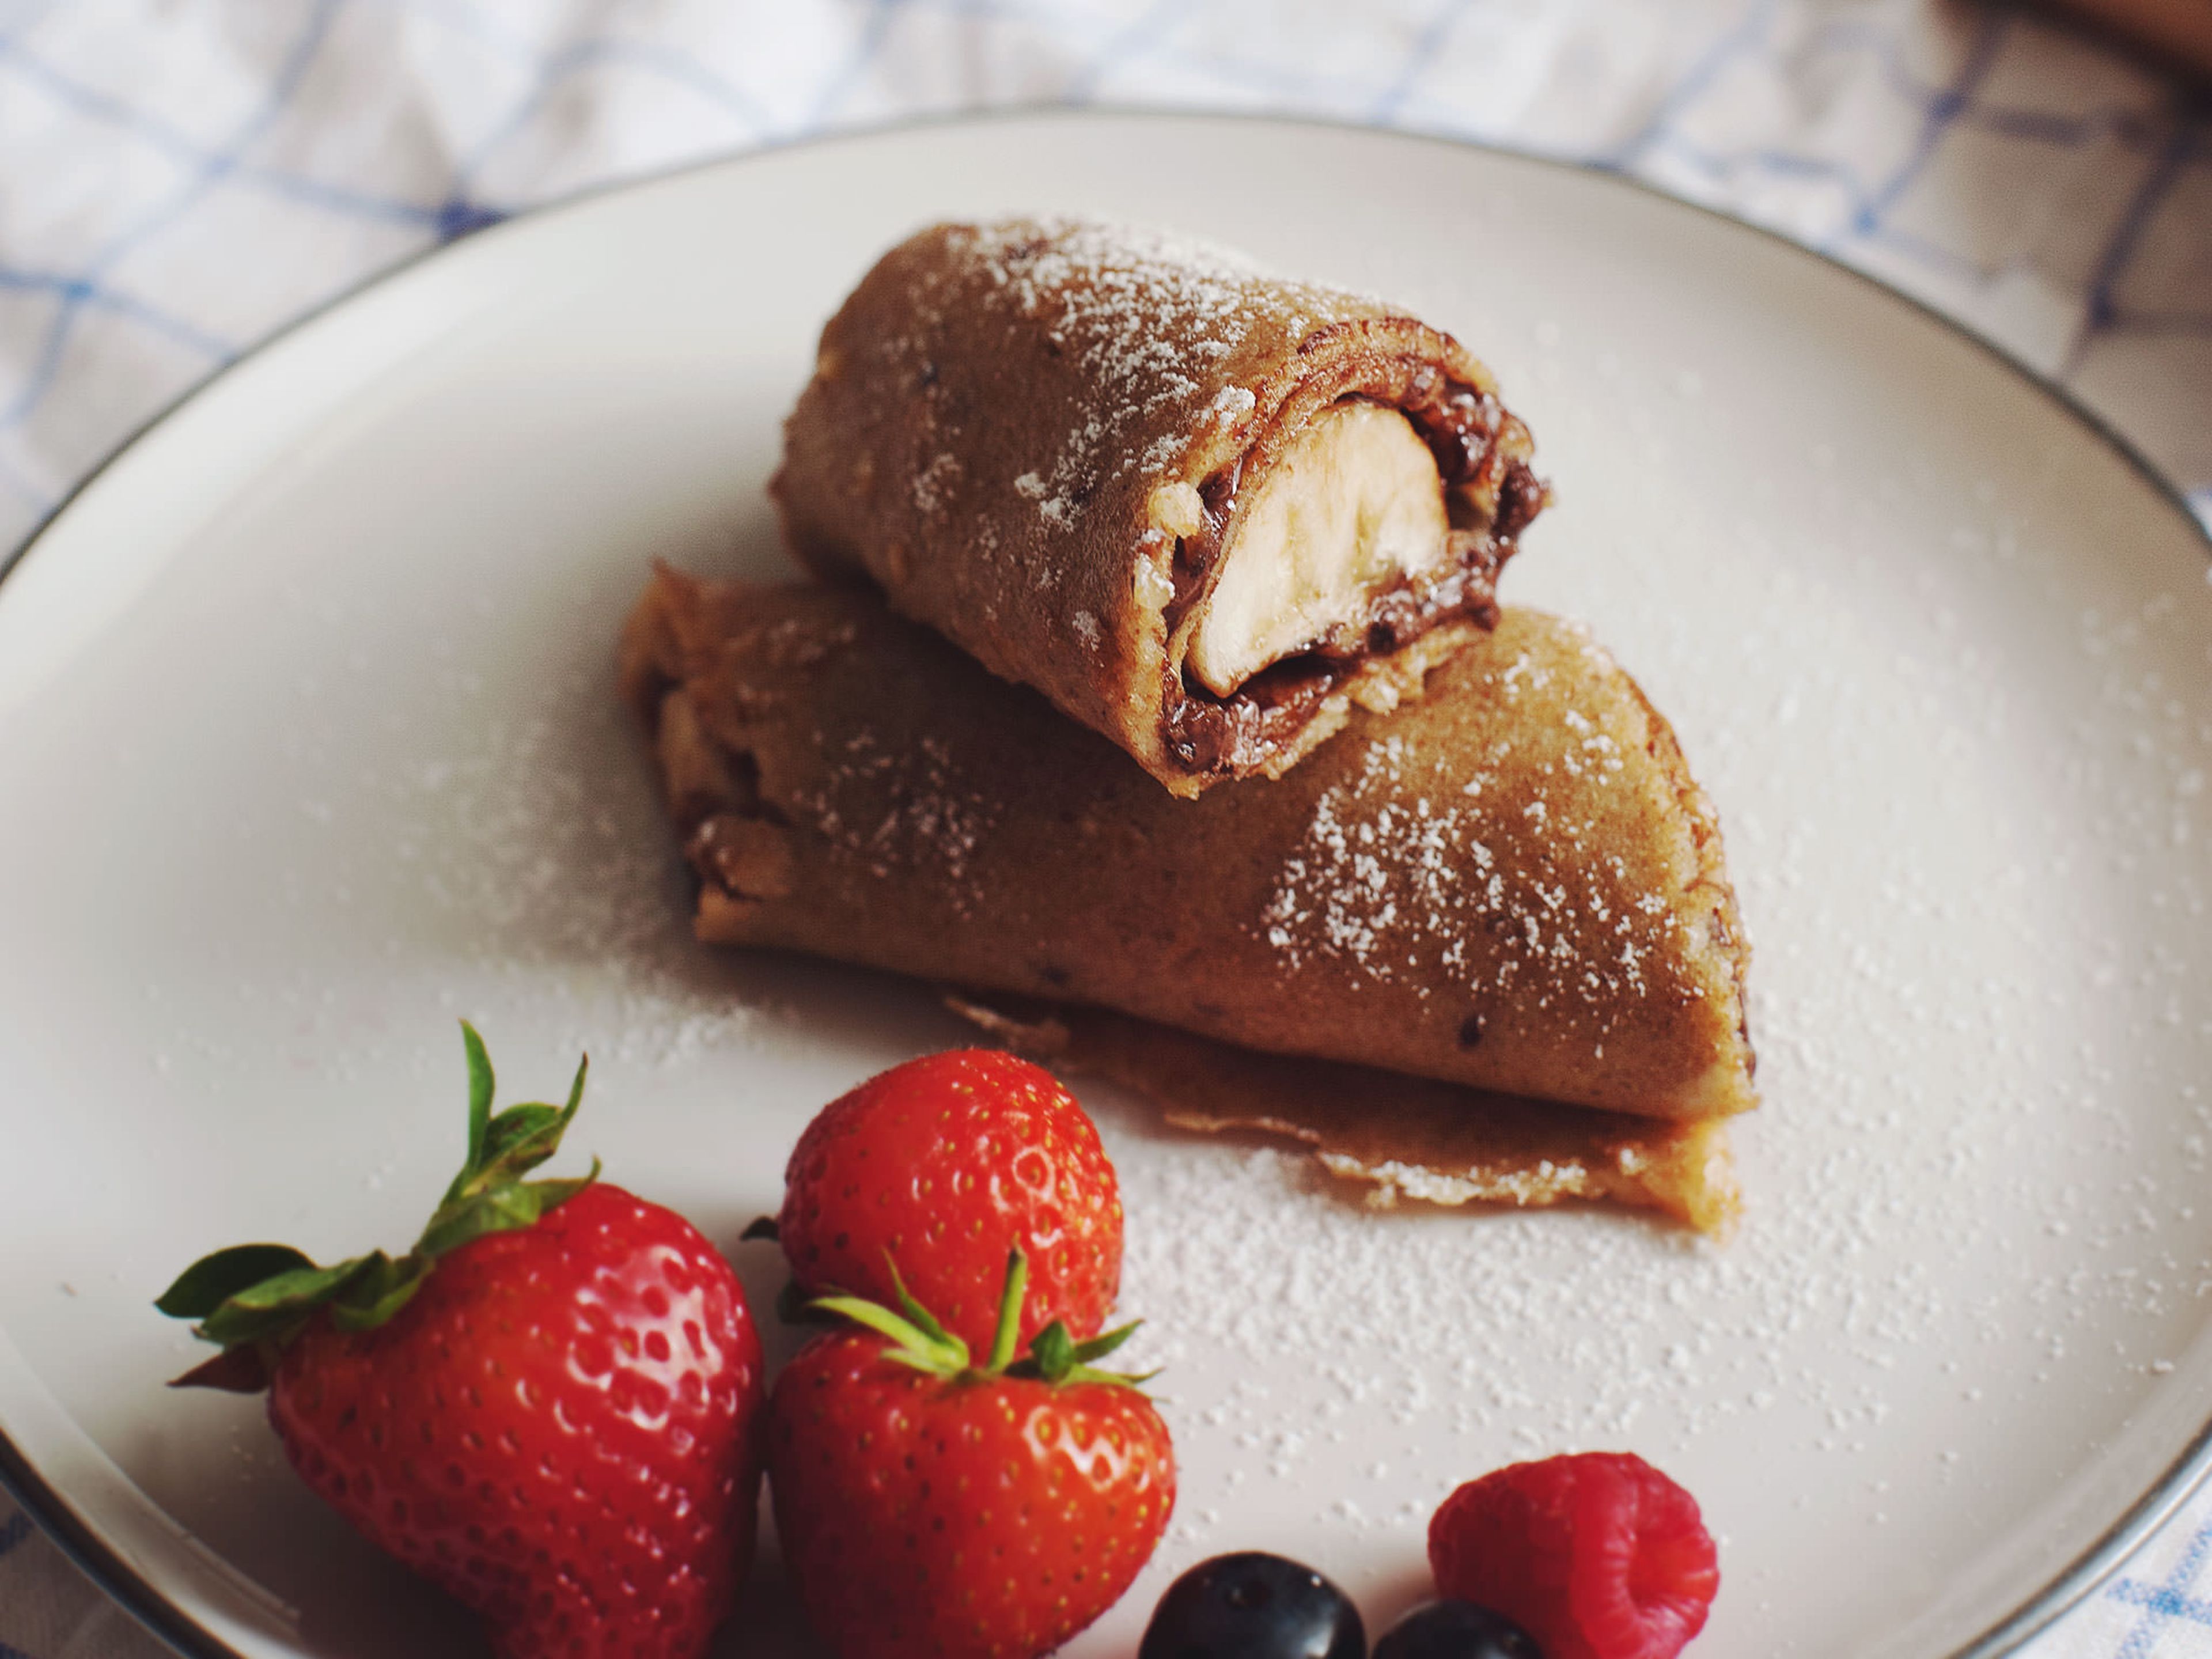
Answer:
top-left (0, 0), bottom-right (2205, 542)
top-left (1, 3), bottom-right (2210, 1658)
top-left (2113, 1515), bottom-right (2212, 1658)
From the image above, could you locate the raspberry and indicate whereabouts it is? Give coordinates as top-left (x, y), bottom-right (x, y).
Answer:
top-left (1429, 1452), bottom-right (1718, 1659)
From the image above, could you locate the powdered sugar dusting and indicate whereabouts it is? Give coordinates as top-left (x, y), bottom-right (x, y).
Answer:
top-left (338, 681), bottom-right (772, 1073)
top-left (794, 726), bottom-right (999, 918)
top-left (945, 217), bottom-right (1317, 527)
top-left (910, 451), bottom-right (960, 517)
top-left (14, 166), bottom-right (2204, 1659)
top-left (1098, 491), bottom-right (2212, 1613)
top-left (1258, 720), bottom-right (1650, 1024)
top-left (1059, 316), bottom-right (2207, 1645)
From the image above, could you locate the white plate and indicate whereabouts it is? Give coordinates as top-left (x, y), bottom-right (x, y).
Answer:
top-left (2, 112), bottom-right (2209, 1659)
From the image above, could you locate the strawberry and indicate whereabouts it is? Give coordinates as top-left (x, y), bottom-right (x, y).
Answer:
top-left (157, 1025), bottom-right (765, 1659)
top-left (772, 1048), bottom-right (1122, 1351)
top-left (1429, 1452), bottom-right (1718, 1659)
top-left (766, 1250), bottom-right (1174, 1659)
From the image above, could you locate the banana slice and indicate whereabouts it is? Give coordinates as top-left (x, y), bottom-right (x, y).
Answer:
top-left (1185, 400), bottom-right (1449, 698)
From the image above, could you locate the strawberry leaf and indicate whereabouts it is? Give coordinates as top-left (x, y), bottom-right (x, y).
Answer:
top-left (809, 1292), bottom-right (969, 1373)
top-left (479, 1103), bottom-right (565, 1172)
top-left (327, 1252), bottom-right (429, 1333)
top-left (156, 1244), bottom-right (317, 1320)
top-left (416, 1161), bottom-right (600, 1260)
top-left (168, 1346), bottom-right (273, 1393)
top-left (1028, 1319), bottom-right (1077, 1382)
top-left (809, 1248), bottom-right (1160, 1392)
top-left (475, 1058), bottom-right (586, 1181)
top-left (187, 1304), bottom-right (300, 1351)
top-left (884, 1255), bottom-right (958, 1351)
top-left (414, 1039), bottom-right (595, 1259)
top-left (416, 1185), bottom-right (542, 1259)
top-left (158, 1025), bottom-right (599, 1383)
top-left (194, 1255), bottom-right (373, 1347)
top-left (525, 1167), bottom-right (599, 1213)
top-left (444, 1033), bottom-right (585, 1200)
top-left (460, 1020), bottom-right (494, 1185)
top-left (212, 1258), bottom-right (372, 1313)
top-left (1009, 1317), bottom-right (1155, 1390)
top-left (1070, 1320), bottom-right (1142, 1365)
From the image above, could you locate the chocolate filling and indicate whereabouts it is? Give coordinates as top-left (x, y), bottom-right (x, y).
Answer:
top-left (1162, 382), bottom-right (1547, 777)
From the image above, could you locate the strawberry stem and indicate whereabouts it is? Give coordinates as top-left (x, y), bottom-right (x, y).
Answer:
top-left (805, 1247), bottom-right (1158, 1393)
top-left (157, 1023), bottom-right (599, 1388)
top-left (808, 1293), bottom-right (968, 1373)
top-left (984, 1250), bottom-right (1027, 1374)
top-left (885, 1255), bottom-right (960, 1351)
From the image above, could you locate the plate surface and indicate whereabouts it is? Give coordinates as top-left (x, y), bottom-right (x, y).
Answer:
top-left (2, 112), bottom-right (2210, 1659)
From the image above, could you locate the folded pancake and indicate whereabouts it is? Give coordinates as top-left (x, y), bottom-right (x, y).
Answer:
top-left (774, 217), bottom-right (1547, 797)
top-left (947, 997), bottom-right (1741, 1237)
top-left (620, 570), bottom-right (1755, 1122)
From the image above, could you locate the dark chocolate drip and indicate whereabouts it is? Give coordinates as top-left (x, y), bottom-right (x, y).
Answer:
top-left (1163, 656), bottom-right (1344, 774)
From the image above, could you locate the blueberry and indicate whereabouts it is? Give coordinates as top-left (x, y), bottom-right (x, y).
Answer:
top-left (1372, 1600), bottom-right (1544, 1659)
top-left (1138, 1551), bottom-right (1366, 1658)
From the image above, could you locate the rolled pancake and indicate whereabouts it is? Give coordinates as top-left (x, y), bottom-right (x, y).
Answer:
top-left (946, 997), bottom-right (1740, 1237)
top-left (775, 217), bottom-right (1547, 797)
top-left (620, 570), bottom-right (1756, 1122)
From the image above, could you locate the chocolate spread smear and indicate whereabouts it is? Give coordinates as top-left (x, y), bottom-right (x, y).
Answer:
top-left (1162, 388), bottom-right (1546, 778)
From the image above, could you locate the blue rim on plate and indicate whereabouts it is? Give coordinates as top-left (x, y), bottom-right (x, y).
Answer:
top-left (1, 107), bottom-right (2207, 1659)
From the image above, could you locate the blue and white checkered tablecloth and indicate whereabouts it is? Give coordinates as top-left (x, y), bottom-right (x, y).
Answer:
top-left (2, 2), bottom-right (2209, 1656)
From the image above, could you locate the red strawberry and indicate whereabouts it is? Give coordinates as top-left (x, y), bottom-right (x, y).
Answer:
top-left (767, 1251), bottom-right (1174, 1659)
top-left (1429, 1452), bottom-right (1718, 1659)
top-left (774, 1048), bottom-right (1122, 1351)
top-left (158, 1025), bottom-right (765, 1659)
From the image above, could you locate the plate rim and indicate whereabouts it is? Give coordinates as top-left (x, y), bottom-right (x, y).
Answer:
top-left (2, 103), bottom-right (2207, 1659)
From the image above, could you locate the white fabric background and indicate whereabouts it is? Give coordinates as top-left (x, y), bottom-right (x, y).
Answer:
top-left (1, 1), bottom-right (2209, 1656)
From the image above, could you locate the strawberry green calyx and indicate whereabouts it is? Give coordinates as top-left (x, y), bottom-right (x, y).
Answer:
top-left (810, 1248), bottom-right (1155, 1389)
top-left (156, 1022), bottom-right (599, 1391)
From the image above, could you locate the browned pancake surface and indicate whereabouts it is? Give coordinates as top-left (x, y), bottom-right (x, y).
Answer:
top-left (775, 217), bottom-right (1544, 795)
top-left (621, 572), bottom-right (1755, 1122)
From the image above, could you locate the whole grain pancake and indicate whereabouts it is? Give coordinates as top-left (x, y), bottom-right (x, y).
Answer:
top-left (774, 217), bottom-right (1546, 797)
top-left (620, 571), bottom-right (1755, 1123)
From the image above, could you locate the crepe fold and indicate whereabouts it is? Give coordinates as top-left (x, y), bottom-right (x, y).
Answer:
top-left (621, 570), bottom-right (1756, 1124)
top-left (774, 217), bottom-right (1547, 798)
top-left (946, 997), bottom-right (1741, 1237)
